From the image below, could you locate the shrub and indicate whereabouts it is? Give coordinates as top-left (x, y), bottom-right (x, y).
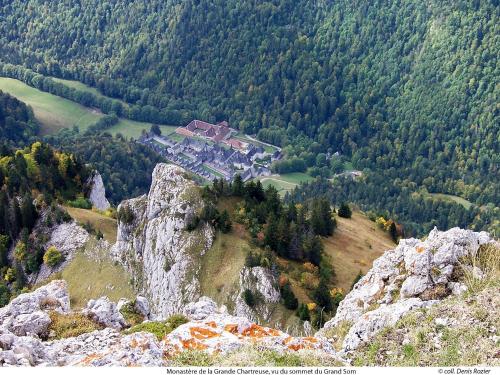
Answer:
top-left (43, 246), bottom-right (64, 267)
top-left (117, 205), bottom-right (135, 224)
top-left (168, 314), bottom-right (189, 330)
top-left (4, 268), bottom-right (15, 282)
top-left (13, 241), bottom-right (27, 262)
top-left (281, 283), bottom-right (298, 310)
top-left (242, 289), bottom-right (256, 307)
top-left (300, 272), bottom-right (319, 290)
top-left (303, 262), bottom-right (318, 273)
top-left (125, 315), bottom-right (189, 340)
top-left (338, 203), bottom-right (352, 218)
top-left (0, 282), bottom-right (10, 307)
top-left (48, 311), bottom-right (101, 340)
top-left (297, 303), bottom-right (310, 321)
top-left (119, 301), bottom-right (144, 326)
top-left (245, 252), bottom-right (262, 268)
top-left (314, 280), bottom-right (333, 312)
top-left (67, 197), bottom-right (92, 209)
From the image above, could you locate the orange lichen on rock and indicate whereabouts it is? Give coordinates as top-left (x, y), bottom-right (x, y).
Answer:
top-left (205, 321), bottom-right (218, 328)
top-left (79, 353), bottom-right (105, 366)
top-left (282, 336), bottom-right (293, 345)
top-left (266, 328), bottom-right (282, 337)
top-left (224, 324), bottom-right (239, 334)
top-left (241, 324), bottom-right (272, 338)
top-left (181, 338), bottom-right (208, 350)
top-left (189, 326), bottom-right (220, 340)
top-left (287, 343), bottom-right (305, 351)
top-left (303, 337), bottom-right (318, 343)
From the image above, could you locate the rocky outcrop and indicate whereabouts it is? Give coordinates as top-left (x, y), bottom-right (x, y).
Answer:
top-left (0, 286), bottom-right (340, 366)
top-left (30, 222), bottom-right (90, 284)
top-left (87, 171), bottom-right (110, 211)
top-left (165, 296), bottom-right (338, 357)
top-left (83, 297), bottom-right (127, 330)
top-left (0, 328), bottom-right (165, 366)
top-left (183, 296), bottom-right (222, 320)
top-left (318, 227), bottom-right (494, 351)
top-left (0, 280), bottom-right (70, 338)
top-left (234, 266), bottom-right (280, 323)
top-left (112, 164), bottom-right (215, 319)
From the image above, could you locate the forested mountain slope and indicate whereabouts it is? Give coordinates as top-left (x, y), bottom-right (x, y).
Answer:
top-left (1, 0), bottom-right (498, 226)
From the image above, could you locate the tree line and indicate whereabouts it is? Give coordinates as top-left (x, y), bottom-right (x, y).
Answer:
top-left (0, 142), bottom-right (88, 306)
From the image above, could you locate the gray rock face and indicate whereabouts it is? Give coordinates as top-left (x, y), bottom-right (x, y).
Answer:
top-left (112, 164), bottom-right (215, 319)
top-left (30, 223), bottom-right (90, 284)
top-left (0, 292), bottom-right (340, 367)
top-left (0, 280), bottom-right (70, 338)
top-left (318, 227), bottom-right (494, 351)
top-left (134, 296), bottom-right (150, 318)
top-left (83, 297), bottom-right (127, 330)
top-left (183, 296), bottom-right (220, 320)
top-left (0, 327), bottom-right (165, 366)
top-left (87, 171), bottom-right (110, 211)
top-left (234, 266), bottom-right (281, 322)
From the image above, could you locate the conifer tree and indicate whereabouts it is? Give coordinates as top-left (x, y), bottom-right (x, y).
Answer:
top-left (338, 202), bottom-right (352, 218)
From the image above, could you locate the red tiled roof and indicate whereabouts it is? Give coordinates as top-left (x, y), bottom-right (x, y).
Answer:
top-left (187, 120), bottom-right (216, 131)
top-left (176, 127), bottom-right (194, 136)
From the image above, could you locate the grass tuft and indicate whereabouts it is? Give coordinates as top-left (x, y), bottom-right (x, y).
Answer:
top-left (48, 311), bottom-right (101, 340)
top-left (125, 314), bottom-right (189, 340)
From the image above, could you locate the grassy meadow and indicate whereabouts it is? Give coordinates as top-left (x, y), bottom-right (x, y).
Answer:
top-left (0, 77), bottom-right (102, 134)
top-left (323, 211), bottom-right (394, 292)
top-left (259, 172), bottom-right (315, 196)
top-left (0, 76), bottom-right (177, 138)
top-left (64, 206), bottom-right (118, 244)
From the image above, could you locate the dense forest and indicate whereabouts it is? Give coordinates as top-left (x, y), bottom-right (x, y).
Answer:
top-left (0, 0), bottom-right (498, 234)
top-left (45, 128), bottom-right (166, 204)
top-left (0, 90), bottom-right (39, 145)
top-left (0, 142), bottom-right (89, 305)
top-left (286, 175), bottom-right (499, 237)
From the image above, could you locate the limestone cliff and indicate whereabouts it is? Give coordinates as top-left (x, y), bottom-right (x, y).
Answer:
top-left (233, 266), bottom-right (281, 323)
top-left (86, 171), bottom-right (110, 210)
top-left (111, 164), bottom-right (214, 319)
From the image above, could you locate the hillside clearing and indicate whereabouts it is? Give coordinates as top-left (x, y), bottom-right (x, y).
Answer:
top-left (323, 211), bottom-right (394, 292)
top-left (0, 77), bottom-right (101, 134)
top-left (51, 77), bottom-right (112, 102)
top-left (199, 230), bottom-right (250, 309)
top-left (107, 120), bottom-right (178, 140)
top-left (259, 173), bottom-right (315, 196)
top-left (44, 238), bottom-right (134, 309)
top-left (64, 206), bottom-right (117, 244)
top-left (429, 193), bottom-right (473, 210)
top-left (0, 76), bottom-right (177, 137)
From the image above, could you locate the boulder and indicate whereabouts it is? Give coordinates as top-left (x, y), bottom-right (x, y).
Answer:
top-left (183, 296), bottom-right (219, 320)
top-left (83, 297), bottom-right (127, 330)
top-left (0, 280), bottom-right (70, 338)
top-left (164, 306), bottom-right (337, 357)
top-left (135, 296), bottom-right (150, 318)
